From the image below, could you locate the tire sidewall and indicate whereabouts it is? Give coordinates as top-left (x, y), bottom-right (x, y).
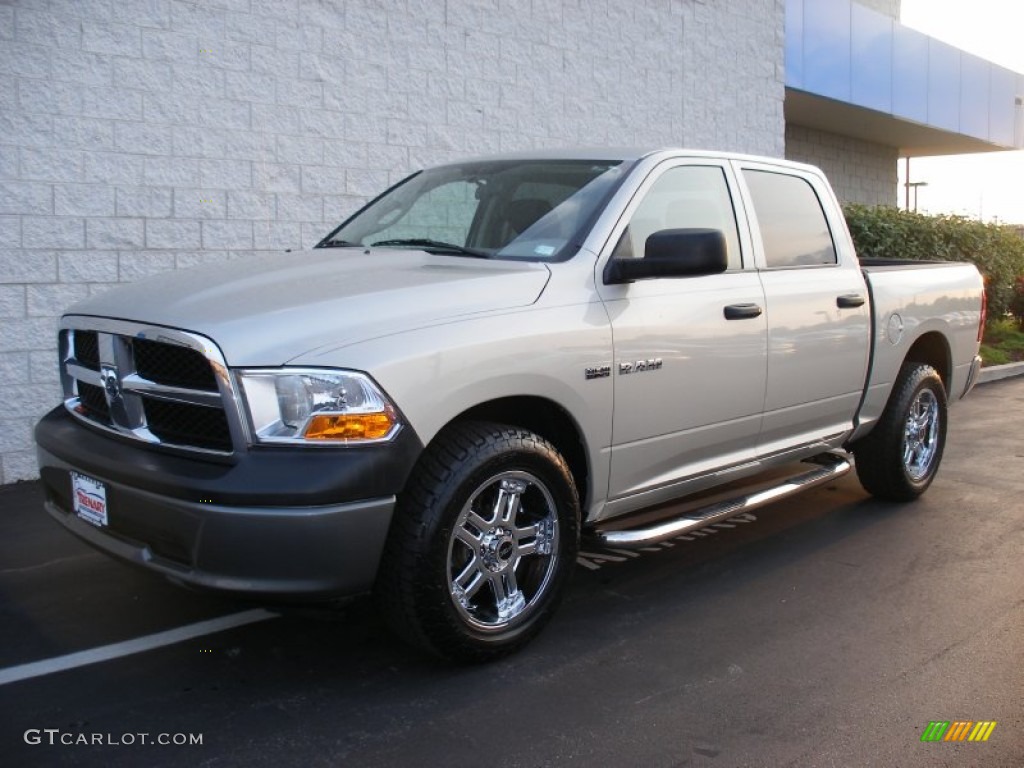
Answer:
top-left (417, 430), bottom-right (580, 653)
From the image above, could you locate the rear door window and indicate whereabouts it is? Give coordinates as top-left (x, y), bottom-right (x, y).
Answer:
top-left (743, 170), bottom-right (837, 268)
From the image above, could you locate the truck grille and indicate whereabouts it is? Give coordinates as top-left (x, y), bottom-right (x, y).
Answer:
top-left (60, 319), bottom-right (238, 455)
top-left (73, 331), bottom-right (100, 370)
top-left (133, 337), bottom-right (218, 391)
top-left (77, 381), bottom-right (110, 421)
top-left (143, 398), bottom-right (232, 451)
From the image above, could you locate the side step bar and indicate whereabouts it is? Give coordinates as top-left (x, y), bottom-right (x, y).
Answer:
top-left (591, 453), bottom-right (851, 548)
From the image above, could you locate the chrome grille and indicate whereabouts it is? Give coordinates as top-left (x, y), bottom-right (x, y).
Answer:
top-left (143, 398), bottom-right (232, 451)
top-left (76, 380), bottom-right (110, 422)
top-left (60, 318), bottom-right (241, 455)
top-left (133, 337), bottom-right (218, 391)
top-left (73, 330), bottom-right (100, 370)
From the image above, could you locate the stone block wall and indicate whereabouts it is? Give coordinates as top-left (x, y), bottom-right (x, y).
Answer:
top-left (785, 124), bottom-right (898, 206)
top-left (0, 0), bottom-right (785, 482)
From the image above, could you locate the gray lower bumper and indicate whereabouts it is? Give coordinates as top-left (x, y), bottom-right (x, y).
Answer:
top-left (39, 446), bottom-right (394, 599)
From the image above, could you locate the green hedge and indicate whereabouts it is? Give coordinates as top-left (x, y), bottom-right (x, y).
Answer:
top-left (842, 204), bottom-right (1024, 322)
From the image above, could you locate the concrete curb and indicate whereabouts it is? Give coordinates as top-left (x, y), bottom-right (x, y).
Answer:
top-left (978, 361), bottom-right (1024, 384)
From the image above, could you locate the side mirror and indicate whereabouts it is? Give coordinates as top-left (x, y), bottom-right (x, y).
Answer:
top-left (604, 228), bottom-right (728, 284)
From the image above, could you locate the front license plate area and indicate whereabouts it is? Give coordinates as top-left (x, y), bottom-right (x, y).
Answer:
top-left (71, 472), bottom-right (108, 527)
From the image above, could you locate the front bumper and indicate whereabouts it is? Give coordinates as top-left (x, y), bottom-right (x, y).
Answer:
top-left (35, 407), bottom-right (422, 598)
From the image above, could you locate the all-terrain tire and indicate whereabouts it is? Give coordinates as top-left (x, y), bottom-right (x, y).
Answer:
top-left (376, 421), bottom-right (580, 662)
top-left (853, 362), bottom-right (947, 501)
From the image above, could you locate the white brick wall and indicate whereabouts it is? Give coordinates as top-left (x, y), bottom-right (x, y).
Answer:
top-left (785, 124), bottom-right (897, 206)
top-left (0, 0), bottom-right (784, 483)
top-left (855, 0), bottom-right (900, 19)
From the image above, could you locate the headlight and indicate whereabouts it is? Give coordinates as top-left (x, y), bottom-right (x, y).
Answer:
top-left (237, 369), bottom-right (400, 444)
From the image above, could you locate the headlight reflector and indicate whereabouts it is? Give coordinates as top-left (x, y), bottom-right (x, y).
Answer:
top-left (237, 369), bottom-right (400, 443)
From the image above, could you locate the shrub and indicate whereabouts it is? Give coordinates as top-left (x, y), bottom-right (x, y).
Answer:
top-left (980, 344), bottom-right (1011, 365)
top-left (980, 317), bottom-right (1024, 364)
top-left (1012, 275), bottom-right (1024, 330)
top-left (842, 205), bottom-right (1024, 322)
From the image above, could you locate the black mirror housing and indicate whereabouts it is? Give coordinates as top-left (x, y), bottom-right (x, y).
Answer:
top-left (605, 228), bottom-right (728, 284)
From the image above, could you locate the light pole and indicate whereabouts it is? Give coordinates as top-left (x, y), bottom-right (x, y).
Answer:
top-left (906, 181), bottom-right (928, 212)
top-left (903, 156), bottom-right (928, 213)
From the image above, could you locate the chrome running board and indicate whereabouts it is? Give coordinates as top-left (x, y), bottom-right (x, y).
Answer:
top-left (591, 453), bottom-right (851, 548)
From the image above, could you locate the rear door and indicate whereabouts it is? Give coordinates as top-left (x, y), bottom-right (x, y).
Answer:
top-left (597, 159), bottom-right (768, 505)
top-left (735, 162), bottom-right (870, 456)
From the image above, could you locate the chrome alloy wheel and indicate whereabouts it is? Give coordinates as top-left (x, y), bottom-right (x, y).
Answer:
top-left (903, 388), bottom-right (940, 481)
top-left (446, 470), bottom-right (559, 632)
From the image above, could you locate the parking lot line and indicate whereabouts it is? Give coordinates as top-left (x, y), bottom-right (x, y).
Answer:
top-left (0, 609), bottom-right (277, 686)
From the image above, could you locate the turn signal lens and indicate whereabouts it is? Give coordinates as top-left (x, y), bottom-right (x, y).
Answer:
top-left (304, 410), bottom-right (396, 440)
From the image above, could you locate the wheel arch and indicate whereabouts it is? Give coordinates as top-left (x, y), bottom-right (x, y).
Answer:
top-left (903, 331), bottom-right (952, 394)
top-left (440, 396), bottom-right (591, 512)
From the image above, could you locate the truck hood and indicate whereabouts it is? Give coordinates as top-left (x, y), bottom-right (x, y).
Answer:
top-left (67, 249), bottom-right (551, 365)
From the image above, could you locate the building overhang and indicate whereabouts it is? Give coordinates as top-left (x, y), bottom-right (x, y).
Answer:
top-left (785, 89), bottom-right (1009, 157)
top-left (785, 0), bottom-right (1023, 157)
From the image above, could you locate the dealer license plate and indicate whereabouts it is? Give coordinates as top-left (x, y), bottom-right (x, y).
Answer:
top-left (71, 472), bottom-right (108, 527)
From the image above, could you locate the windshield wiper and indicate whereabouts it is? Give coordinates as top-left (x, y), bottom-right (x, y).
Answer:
top-left (370, 238), bottom-right (490, 258)
top-left (318, 239), bottom-right (363, 248)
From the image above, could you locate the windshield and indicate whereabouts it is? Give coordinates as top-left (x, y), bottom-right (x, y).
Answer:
top-left (317, 159), bottom-right (628, 261)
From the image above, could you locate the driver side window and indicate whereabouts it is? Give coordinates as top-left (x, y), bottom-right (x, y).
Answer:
top-left (612, 165), bottom-right (743, 270)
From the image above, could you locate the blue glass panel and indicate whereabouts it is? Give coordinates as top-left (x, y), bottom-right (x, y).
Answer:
top-left (927, 39), bottom-right (960, 132)
top-left (850, 3), bottom-right (892, 113)
top-left (791, 0), bottom-right (1021, 150)
top-left (1019, 75), bottom-right (1024, 147)
top-left (988, 66), bottom-right (1016, 146)
top-left (785, 0), bottom-right (804, 89)
top-left (803, 0), bottom-right (851, 102)
top-left (892, 24), bottom-right (928, 123)
top-left (959, 53), bottom-right (989, 141)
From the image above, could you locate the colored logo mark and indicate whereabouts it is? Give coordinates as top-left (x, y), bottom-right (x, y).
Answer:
top-left (921, 721), bottom-right (997, 742)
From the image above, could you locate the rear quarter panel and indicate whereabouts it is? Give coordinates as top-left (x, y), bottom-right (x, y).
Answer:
top-left (855, 262), bottom-right (983, 436)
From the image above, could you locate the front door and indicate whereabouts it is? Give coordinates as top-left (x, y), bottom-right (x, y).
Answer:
top-left (597, 161), bottom-right (768, 508)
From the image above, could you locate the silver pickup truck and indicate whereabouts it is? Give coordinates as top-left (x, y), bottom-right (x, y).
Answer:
top-left (35, 149), bottom-right (985, 660)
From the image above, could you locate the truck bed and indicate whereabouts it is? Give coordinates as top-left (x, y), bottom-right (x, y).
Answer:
top-left (853, 260), bottom-right (984, 439)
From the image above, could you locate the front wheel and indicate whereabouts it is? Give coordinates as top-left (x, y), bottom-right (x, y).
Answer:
top-left (376, 422), bottom-right (579, 661)
top-left (853, 362), bottom-right (947, 501)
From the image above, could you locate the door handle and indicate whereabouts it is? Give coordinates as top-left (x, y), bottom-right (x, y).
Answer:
top-left (837, 294), bottom-right (865, 308)
top-left (724, 303), bottom-right (763, 320)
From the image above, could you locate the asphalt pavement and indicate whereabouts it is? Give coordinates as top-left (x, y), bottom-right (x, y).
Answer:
top-left (1, 378), bottom-right (1022, 767)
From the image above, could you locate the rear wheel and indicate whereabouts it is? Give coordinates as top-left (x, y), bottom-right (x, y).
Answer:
top-left (853, 362), bottom-right (947, 501)
top-left (377, 422), bottom-right (579, 661)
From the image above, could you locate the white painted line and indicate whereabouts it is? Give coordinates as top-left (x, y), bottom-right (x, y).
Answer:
top-left (578, 551), bottom-right (628, 562)
top-left (606, 548), bottom-right (641, 558)
top-left (0, 608), bottom-right (277, 687)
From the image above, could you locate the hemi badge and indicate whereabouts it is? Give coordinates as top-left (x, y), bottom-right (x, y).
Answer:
top-left (585, 365), bottom-right (611, 380)
top-left (619, 358), bottom-right (663, 375)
